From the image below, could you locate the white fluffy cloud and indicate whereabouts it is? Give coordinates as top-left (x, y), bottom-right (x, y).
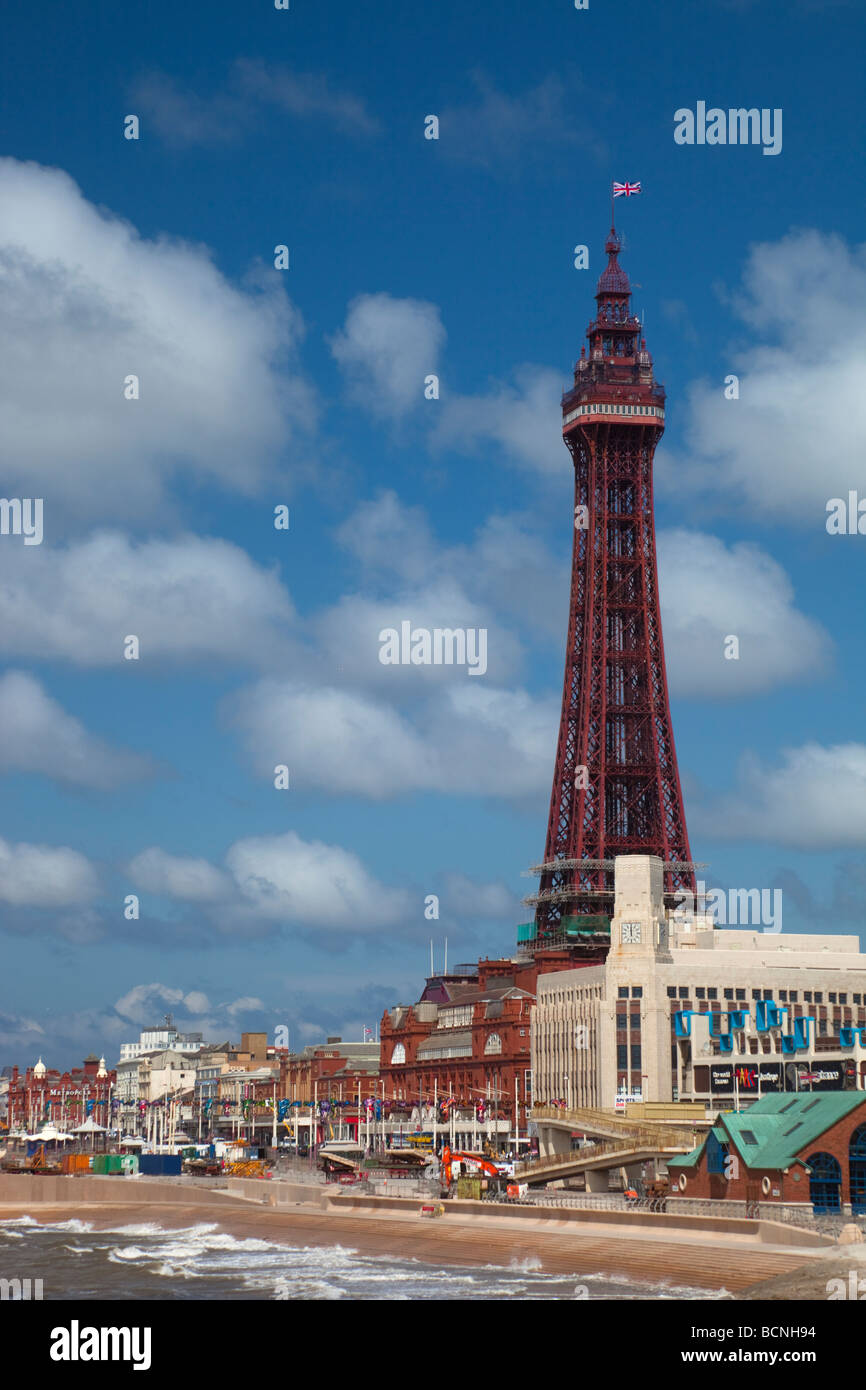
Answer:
top-left (128, 848), bottom-right (232, 903)
top-left (113, 982), bottom-right (259, 1028)
top-left (0, 532), bottom-right (297, 668)
top-left (125, 832), bottom-right (412, 932)
top-left (657, 530), bottom-right (832, 697)
top-left (231, 679), bottom-right (558, 799)
top-left (226, 996), bottom-right (265, 1016)
top-left (0, 157), bottom-right (315, 522)
top-left (0, 671), bottom-right (152, 786)
top-left (231, 681), bottom-right (428, 798)
top-left (658, 230), bottom-right (866, 522)
top-left (435, 365), bottom-right (564, 475)
top-left (331, 292), bottom-right (446, 418)
top-left (312, 583), bottom-right (522, 690)
top-left (694, 743), bottom-right (866, 850)
top-left (335, 491), bottom-right (437, 584)
top-left (331, 295), bottom-right (565, 473)
top-left (225, 831), bottom-right (412, 929)
top-left (336, 491), bottom-right (567, 640)
top-left (0, 837), bottom-right (99, 907)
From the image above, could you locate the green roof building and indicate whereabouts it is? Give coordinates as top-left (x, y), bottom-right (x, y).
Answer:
top-left (667, 1092), bottom-right (866, 1215)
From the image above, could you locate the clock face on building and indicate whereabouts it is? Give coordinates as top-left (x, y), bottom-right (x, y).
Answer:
top-left (621, 921), bottom-right (642, 944)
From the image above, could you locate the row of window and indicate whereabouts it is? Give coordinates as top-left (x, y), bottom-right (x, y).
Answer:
top-left (596, 301), bottom-right (631, 322)
top-left (414, 1045), bottom-right (473, 1061)
top-left (666, 986), bottom-right (863, 1005)
top-left (563, 403), bottom-right (663, 425)
top-left (545, 989), bottom-right (603, 1005)
top-left (437, 1006), bottom-right (473, 1028)
top-left (390, 1031), bottom-right (528, 1065)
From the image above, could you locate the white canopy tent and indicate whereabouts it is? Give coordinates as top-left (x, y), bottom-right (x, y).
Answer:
top-left (73, 1116), bottom-right (109, 1150)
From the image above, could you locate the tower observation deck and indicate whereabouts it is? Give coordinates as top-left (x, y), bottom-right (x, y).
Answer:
top-left (522, 229), bottom-right (695, 955)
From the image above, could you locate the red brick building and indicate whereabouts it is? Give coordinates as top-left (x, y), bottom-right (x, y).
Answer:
top-left (668, 1092), bottom-right (866, 1213)
top-left (280, 1038), bottom-right (381, 1105)
top-left (379, 954), bottom-right (576, 1127)
top-left (7, 1054), bottom-right (115, 1133)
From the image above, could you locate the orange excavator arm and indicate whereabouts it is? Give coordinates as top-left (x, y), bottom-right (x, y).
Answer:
top-left (444, 1149), bottom-right (501, 1179)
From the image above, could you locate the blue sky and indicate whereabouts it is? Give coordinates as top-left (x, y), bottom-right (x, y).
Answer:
top-left (0, 0), bottom-right (864, 1068)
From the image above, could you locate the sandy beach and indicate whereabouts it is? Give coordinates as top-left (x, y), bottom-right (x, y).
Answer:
top-left (0, 1176), bottom-right (831, 1295)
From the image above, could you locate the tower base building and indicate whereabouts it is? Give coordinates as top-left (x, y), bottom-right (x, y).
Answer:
top-left (532, 856), bottom-right (866, 1110)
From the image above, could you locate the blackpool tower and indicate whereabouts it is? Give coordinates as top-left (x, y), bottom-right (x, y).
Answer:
top-left (524, 227), bottom-right (696, 953)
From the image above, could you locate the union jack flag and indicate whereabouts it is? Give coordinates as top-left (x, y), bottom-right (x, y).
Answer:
top-left (613, 181), bottom-right (641, 197)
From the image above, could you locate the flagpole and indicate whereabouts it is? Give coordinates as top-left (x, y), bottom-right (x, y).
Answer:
top-left (611, 180), bottom-right (614, 231)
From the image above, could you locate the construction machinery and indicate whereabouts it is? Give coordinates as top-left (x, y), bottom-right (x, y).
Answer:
top-left (439, 1147), bottom-right (510, 1200)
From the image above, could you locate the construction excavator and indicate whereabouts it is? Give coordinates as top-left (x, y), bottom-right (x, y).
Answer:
top-left (439, 1146), bottom-right (508, 1199)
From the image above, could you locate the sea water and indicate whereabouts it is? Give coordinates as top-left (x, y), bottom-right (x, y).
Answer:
top-left (0, 1215), bottom-right (723, 1300)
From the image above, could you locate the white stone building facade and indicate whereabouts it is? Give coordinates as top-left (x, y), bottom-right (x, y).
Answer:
top-left (532, 856), bottom-right (866, 1110)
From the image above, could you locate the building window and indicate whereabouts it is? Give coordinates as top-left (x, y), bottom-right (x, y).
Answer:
top-left (736, 989), bottom-right (746, 1001)
top-left (830, 994), bottom-right (837, 1004)
top-left (707, 988), bottom-right (717, 1000)
top-left (616, 1013), bottom-right (627, 1030)
top-left (678, 987), bottom-right (688, 999)
top-left (631, 1045), bottom-right (641, 1069)
top-left (805, 992), bottom-right (812, 1003)
top-left (618, 987), bottom-right (629, 999)
top-left (484, 1034), bottom-right (502, 1056)
top-left (632, 987), bottom-right (643, 998)
top-left (840, 994), bottom-right (848, 1005)
top-left (667, 987), bottom-right (677, 998)
top-left (724, 988), bottom-right (733, 1000)
top-left (779, 990), bottom-right (787, 1001)
top-left (439, 1006), bottom-right (473, 1029)
top-left (790, 992), bottom-right (798, 1002)
top-left (617, 1045), bottom-right (628, 1069)
top-left (815, 993), bottom-right (823, 1003)
top-left (752, 990), bottom-right (761, 1000)
top-left (390, 1044), bottom-right (406, 1065)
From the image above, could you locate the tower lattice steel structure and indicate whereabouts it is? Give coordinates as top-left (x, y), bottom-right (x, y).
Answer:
top-left (525, 228), bottom-right (695, 951)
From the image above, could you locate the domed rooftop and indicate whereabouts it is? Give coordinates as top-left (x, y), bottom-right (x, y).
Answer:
top-left (596, 229), bottom-right (631, 296)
